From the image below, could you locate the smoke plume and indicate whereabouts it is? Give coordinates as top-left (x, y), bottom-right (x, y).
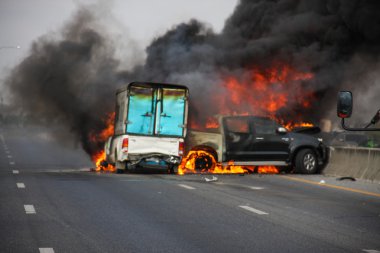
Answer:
top-left (5, 0), bottom-right (380, 160)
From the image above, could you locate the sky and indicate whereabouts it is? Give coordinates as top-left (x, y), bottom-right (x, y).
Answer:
top-left (0, 0), bottom-right (238, 83)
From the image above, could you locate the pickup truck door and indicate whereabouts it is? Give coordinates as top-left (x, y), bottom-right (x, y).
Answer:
top-left (251, 118), bottom-right (290, 161)
top-left (224, 117), bottom-right (259, 161)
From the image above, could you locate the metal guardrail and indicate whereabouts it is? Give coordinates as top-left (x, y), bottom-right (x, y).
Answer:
top-left (323, 146), bottom-right (380, 182)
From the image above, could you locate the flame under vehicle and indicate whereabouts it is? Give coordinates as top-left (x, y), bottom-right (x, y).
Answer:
top-left (105, 82), bottom-right (189, 173)
top-left (185, 116), bottom-right (328, 174)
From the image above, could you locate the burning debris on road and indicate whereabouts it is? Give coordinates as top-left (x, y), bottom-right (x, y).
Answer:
top-left (4, 1), bottom-right (380, 173)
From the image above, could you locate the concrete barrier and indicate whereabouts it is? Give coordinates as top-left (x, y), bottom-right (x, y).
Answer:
top-left (323, 146), bottom-right (380, 182)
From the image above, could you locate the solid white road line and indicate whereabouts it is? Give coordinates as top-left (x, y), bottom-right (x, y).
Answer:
top-left (17, 183), bottom-right (25, 189)
top-left (250, 186), bottom-right (264, 190)
top-left (39, 248), bottom-right (55, 253)
top-left (24, 205), bottom-right (36, 214)
top-left (12, 170), bottom-right (19, 174)
top-left (363, 250), bottom-right (380, 253)
top-left (239, 205), bottom-right (268, 215)
top-left (178, 184), bottom-right (196, 190)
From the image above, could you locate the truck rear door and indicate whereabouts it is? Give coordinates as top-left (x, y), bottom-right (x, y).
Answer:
top-left (125, 84), bottom-right (187, 157)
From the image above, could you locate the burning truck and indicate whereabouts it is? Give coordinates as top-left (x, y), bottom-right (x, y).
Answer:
top-left (179, 115), bottom-right (328, 175)
top-left (104, 82), bottom-right (189, 173)
top-left (101, 80), bottom-right (328, 174)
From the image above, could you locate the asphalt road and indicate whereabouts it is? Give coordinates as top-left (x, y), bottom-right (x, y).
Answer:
top-left (1, 126), bottom-right (380, 253)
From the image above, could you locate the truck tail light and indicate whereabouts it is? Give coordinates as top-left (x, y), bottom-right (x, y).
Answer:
top-left (178, 141), bottom-right (184, 156)
top-left (122, 138), bottom-right (129, 152)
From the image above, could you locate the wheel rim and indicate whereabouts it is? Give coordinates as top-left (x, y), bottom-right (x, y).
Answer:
top-left (195, 155), bottom-right (214, 171)
top-left (303, 153), bottom-right (316, 171)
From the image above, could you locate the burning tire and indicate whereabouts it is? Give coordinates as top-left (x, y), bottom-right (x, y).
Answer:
top-left (192, 146), bottom-right (217, 172)
top-left (194, 153), bottom-right (215, 171)
top-left (295, 149), bottom-right (317, 174)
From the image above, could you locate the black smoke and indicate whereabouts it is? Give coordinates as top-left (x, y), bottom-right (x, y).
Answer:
top-left (5, 0), bottom-right (380, 159)
top-left (5, 8), bottom-right (123, 157)
top-left (130, 0), bottom-right (380, 125)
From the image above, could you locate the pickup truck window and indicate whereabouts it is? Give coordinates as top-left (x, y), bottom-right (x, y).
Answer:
top-left (225, 117), bottom-right (250, 133)
top-left (253, 118), bottom-right (280, 134)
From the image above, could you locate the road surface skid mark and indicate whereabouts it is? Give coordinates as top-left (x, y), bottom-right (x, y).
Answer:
top-left (178, 151), bottom-right (279, 175)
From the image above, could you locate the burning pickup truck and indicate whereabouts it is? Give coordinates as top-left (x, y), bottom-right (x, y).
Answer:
top-left (180, 115), bottom-right (328, 174)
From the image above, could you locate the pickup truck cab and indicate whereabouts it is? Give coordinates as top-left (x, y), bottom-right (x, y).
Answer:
top-left (186, 115), bottom-right (328, 174)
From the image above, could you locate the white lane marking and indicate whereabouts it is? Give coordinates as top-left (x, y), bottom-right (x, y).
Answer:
top-left (17, 183), bottom-right (25, 188)
top-left (12, 170), bottom-right (19, 174)
top-left (178, 184), bottom-right (196, 190)
top-left (39, 248), bottom-right (55, 253)
top-left (24, 205), bottom-right (36, 214)
top-left (7, 155), bottom-right (12, 159)
top-left (239, 205), bottom-right (268, 215)
top-left (5, 150), bottom-right (10, 154)
top-left (250, 186), bottom-right (264, 190)
top-left (9, 161), bottom-right (15, 165)
top-left (363, 250), bottom-right (380, 253)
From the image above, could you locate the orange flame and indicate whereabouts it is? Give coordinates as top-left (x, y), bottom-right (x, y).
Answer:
top-left (178, 150), bottom-right (278, 175)
top-left (257, 166), bottom-right (279, 174)
top-left (205, 117), bottom-right (219, 129)
top-left (283, 122), bottom-right (314, 130)
top-left (90, 113), bottom-right (116, 172)
top-left (93, 150), bottom-right (115, 172)
top-left (190, 63), bottom-right (316, 131)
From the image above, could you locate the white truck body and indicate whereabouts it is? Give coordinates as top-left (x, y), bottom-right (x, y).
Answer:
top-left (105, 82), bottom-right (189, 172)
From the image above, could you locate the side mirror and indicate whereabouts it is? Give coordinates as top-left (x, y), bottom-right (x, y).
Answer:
top-left (276, 127), bottom-right (287, 134)
top-left (337, 91), bottom-right (353, 118)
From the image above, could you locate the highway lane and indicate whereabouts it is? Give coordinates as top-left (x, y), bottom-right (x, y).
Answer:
top-left (1, 126), bottom-right (380, 253)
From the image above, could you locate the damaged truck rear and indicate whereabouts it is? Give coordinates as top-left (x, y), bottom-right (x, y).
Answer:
top-left (105, 82), bottom-right (189, 173)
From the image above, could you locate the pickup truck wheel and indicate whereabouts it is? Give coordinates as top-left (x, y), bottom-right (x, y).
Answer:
top-left (295, 149), bottom-right (317, 174)
top-left (195, 154), bottom-right (215, 171)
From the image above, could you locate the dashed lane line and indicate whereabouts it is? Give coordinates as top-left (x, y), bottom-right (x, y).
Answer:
top-left (12, 170), bottom-right (19, 174)
top-left (250, 186), bottom-right (264, 190)
top-left (239, 205), bottom-right (269, 215)
top-left (9, 161), bottom-right (15, 165)
top-left (39, 248), bottom-right (55, 253)
top-left (24, 205), bottom-right (36, 214)
top-left (17, 183), bottom-right (25, 189)
top-left (178, 184), bottom-right (196, 190)
top-left (7, 155), bottom-right (12, 159)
